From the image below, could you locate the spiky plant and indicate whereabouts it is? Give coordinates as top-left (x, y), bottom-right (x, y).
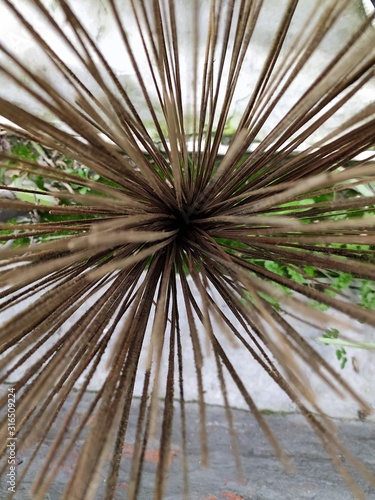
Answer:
top-left (0, 0), bottom-right (375, 498)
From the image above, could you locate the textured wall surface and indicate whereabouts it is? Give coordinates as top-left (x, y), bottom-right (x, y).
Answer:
top-left (1, 0), bottom-right (375, 143)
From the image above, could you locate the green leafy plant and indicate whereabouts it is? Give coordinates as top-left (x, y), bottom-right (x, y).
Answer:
top-left (318, 327), bottom-right (375, 370)
top-left (320, 328), bottom-right (348, 370)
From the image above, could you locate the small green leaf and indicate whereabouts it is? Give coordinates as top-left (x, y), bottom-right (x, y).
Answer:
top-left (309, 300), bottom-right (330, 311)
top-left (264, 261), bottom-right (286, 275)
top-left (286, 267), bottom-right (305, 284)
top-left (304, 266), bottom-right (315, 277)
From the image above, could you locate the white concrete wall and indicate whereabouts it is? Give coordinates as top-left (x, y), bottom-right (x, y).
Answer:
top-left (1, 1), bottom-right (374, 142)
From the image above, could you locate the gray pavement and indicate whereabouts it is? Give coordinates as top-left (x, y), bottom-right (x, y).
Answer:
top-left (1, 391), bottom-right (374, 500)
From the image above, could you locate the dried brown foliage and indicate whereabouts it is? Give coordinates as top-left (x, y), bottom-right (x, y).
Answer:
top-left (0, 1), bottom-right (375, 499)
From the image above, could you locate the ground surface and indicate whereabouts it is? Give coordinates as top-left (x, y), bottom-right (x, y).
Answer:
top-left (1, 391), bottom-right (374, 500)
